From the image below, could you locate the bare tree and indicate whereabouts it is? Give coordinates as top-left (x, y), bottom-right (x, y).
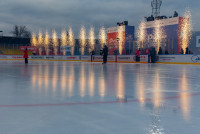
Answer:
top-left (11, 25), bottom-right (31, 38)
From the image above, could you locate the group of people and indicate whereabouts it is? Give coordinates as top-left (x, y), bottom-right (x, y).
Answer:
top-left (135, 47), bottom-right (157, 63)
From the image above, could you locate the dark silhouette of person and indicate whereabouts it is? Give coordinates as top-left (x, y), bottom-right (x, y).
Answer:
top-left (158, 47), bottom-right (163, 54)
top-left (150, 47), bottom-right (156, 63)
top-left (136, 49), bottom-right (140, 62)
top-left (102, 45), bottom-right (108, 64)
top-left (23, 48), bottom-right (29, 64)
top-left (165, 50), bottom-right (169, 54)
top-left (173, 11), bottom-right (178, 17)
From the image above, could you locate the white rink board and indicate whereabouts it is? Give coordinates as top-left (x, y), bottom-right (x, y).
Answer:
top-left (158, 55), bottom-right (200, 63)
top-left (81, 56), bottom-right (91, 61)
top-left (93, 55), bottom-right (115, 62)
top-left (117, 55), bottom-right (135, 62)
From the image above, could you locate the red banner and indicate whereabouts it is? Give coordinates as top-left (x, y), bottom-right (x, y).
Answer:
top-left (19, 46), bottom-right (37, 51)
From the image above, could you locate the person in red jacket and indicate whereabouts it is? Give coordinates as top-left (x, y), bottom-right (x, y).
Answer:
top-left (23, 48), bottom-right (29, 64)
top-left (136, 49), bottom-right (140, 62)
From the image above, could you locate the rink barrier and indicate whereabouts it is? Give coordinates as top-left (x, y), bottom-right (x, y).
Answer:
top-left (157, 55), bottom-right (200, 64)
top-left (0, 55), bottom-right (148, 63)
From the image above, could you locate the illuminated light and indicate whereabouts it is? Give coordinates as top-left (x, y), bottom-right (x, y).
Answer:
top-left (99, 26), bottom-right (106, 48)
top-left (137, 21), bottom-right (146, 49)
top-left (68, 27), bottom-right (75, 55)
top-left (44, 30), bottom-right (50, 55)
top-left (180, 10), bottom-right (192, 54)
top-left (88, 26), bottom-right (95, 53)
top-left (52, 30), bottom-right (58, 55)
top-left (79, 25), bottom-right (86, 55)
top-left (31, 33), bottom-right (37, 47)
top-left (38, 31), bottom-right (43, 55)
top-left (61, 29), bottom-right (67, 55)
top-left (117, 26), bottom-right (124, 55)
top-left (153, 20), bottom-right (166, 53)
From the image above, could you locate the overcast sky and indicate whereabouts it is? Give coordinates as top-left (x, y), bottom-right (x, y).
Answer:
top-left (0, 0), bottom-right (199, 37)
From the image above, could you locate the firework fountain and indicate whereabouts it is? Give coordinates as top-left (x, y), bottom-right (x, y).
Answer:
top-left (79, 26), bottom-right (86, 55)
top-left (117, 26), bottom-right (124, 55)
top-left (44, 31), bottom-right (50, 55)
top-left (52, 30), bottom-right (58, 55)
top-left (137, 21), bottom-right (146, 49)
top-left (61, 29), bottom-right (67, 55)
top-left (88, 26), bottom-right (95, 53)
top-left (99, 26), bottom-right (107, 48)
top-left (153, 20), bottom-right (166, 53)
top-left (37, 31), bottom-right (43, 55)
top-left (180, 10), bottom-right (192, 54)
top-left (68, 27), bottom-right (75, 55)
top-left (31, 33), bottom-right (37, 47)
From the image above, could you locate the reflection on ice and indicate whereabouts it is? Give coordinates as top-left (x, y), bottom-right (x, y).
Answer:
top-left (29, 62), bottom-right (192, 122)
top-left (179, 68), bottom-right (191, 120)
top-left (61, 65), bottom-right (67, 97)
top-left (117, 66), bottom-right (125, 100)
top-left (136, 74), bottom-right (145, 107)
top-left (153, 71), bottom-right (162, 108)
top-left (99, 67), bottom-right (105, 98)
top-left (80, 64), bottom-right (86, 98)
top-left (68, 65), bottom-right (74, 97)
top-left (89, 65), bottom-right (95, 97)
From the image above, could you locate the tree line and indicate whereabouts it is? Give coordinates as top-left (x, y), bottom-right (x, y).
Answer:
top-left (10, 25), bottom-right (31, 38)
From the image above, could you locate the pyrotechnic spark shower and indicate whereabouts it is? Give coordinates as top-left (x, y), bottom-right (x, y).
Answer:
top-left (99, 26), bottom-right (106, 48)
top-left (31, 33), bottom-right (37, 47)
top-left (117, 26), bottom-right (124, 55)
top-left (38, 31), bottom-right (43, 55)
top-left (61, 29), bottom-right (67, 55)
top-left (52, 30), bottom-right (58, 55)
top-left (79, 26), bottom-right (86, 55)
top-left (137, 21), bottom-right (146, 49)
top-left (154, 20), bottom-right (165, 53)
top-left (68, 27), bottom-right (75, 55)
top-left (44, 31), bottom-right (50, 55)
top-left (89, 27), bottom-right (95, 53)
top-left (181, 10), bottom-right (192, 54)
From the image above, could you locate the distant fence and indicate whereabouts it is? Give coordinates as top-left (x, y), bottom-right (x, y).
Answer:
top-left (0, 54), bottom-right (200, 64)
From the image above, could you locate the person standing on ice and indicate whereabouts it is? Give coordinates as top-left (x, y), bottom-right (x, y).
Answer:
top-left (23, 48), bottom-right (29, 64)
top-left (136, 48), bottom-right (140, 62)
top-left (102, 45), bottom-right (108, 64)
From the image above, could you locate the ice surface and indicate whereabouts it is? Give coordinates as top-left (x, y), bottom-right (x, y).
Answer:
top-left (0, 60), bottom-right (200, 134)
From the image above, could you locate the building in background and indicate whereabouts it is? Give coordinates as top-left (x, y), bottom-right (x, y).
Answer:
top-left (144, 17), bottom-right (190, 54)
top-left (107, 21), bottom-right (135, 55)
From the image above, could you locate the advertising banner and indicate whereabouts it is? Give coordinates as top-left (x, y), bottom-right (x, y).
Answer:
top-left (158, 55), bottom-right (200, 63)
top-left (117, 55), bottom-right (135, 62)
top-left (60, 46), bottom-right (72, 52)
top-left (140, 55), bottom-right (148, 62)
top-left (81, 56), bottom-right (91, 61)
top-left (20, 46), bottom-right (37, 51)
top-left (93, 55), bottom-right (115, 62)
top-left (196, 36), bottom-right (200, 47)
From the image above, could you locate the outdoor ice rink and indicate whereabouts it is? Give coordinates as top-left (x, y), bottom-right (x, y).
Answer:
top-left (0, 60), bottom-right (200, 134)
